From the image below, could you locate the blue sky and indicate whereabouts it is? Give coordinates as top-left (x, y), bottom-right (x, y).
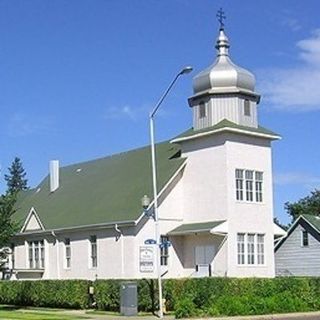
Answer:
top-left (0, 0), bottom-right (319, 224)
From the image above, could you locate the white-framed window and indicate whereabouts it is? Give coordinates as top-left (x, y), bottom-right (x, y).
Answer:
top-left (65, 238), bottom-right (71, 268)
top-left (90, 235), bottom-right (97, 268)
top-left (160, 235), bottom-right (169, 266)
top-left (199, 102), bottom-right (206, 118)
top-left (237, 233), bottom-right (245, 265)
top-left (247, 234), bottom-right (255, 265)
top-left (235, 169), bottom-right (244, 201)
top-left (28, 240), bottom-right (45, 269)
top-left (235, 169), bottom-right (263, 203)
top-left (245, 170), bottom-right (254, 202)
top-left (244, 99), bottom-right (251, 116)
top-left (302, 230), bottom-right (309, 247)
top-left (257, 234), bottom-right (265, 264)
top-left (237, 233), bottom-right (265, 266)
top-left (255, 171), bottom-right (263, 202)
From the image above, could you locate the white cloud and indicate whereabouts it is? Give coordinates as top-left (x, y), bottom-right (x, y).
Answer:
top-left (6, 112), bottom-right (55, 137)
top-left (103, 105), bottom-right (150, 121)
top-left (274, 172), bottom-right (320, 189)
top-left (281, 17), bottom-right (301, 32)
top-left (259, 29), bottom-right (320, 111)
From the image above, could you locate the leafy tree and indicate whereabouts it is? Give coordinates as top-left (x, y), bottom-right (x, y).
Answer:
top-left (4, 157), bottom-right (28, 194)
top-left (0, 193), bottom-right (19, 272)
top-left (285, 189), bottom-right (320, 222)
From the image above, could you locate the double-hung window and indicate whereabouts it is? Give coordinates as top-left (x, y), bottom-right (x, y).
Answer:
top-left (235, 169), bottom-right (263, 203)
top-left (245, 170), bottom-right (254, 202)
top-left (237, 233), bottom-right (245, 265)
top-left (65, 238), bottom-right (71, 268)
top-left (235, 169), bottom-right (244, 201)
top-left (90, 235), bottom-right (97, 268)
top-left (28, 240), bottom-right (45, 269)
top-left (237, 233), bottom-right (265, 265)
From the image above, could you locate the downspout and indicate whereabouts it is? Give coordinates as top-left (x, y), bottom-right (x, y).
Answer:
top-left (51, 231), bottom-right (60, 279)
top-left (114, 224), bottom-right (124, 277)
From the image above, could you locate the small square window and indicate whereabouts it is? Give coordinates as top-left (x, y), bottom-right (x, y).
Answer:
top-left (244, 100), bottom-right (251, 116)
top-left (302, 231), bottom-right (309, 247)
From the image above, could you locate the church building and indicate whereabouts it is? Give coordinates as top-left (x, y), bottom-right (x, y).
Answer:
top-left (9, 22), bottom-right (285, 280)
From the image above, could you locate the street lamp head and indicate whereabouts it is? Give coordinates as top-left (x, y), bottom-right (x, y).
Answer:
top-left (179, 66), bottom-right (193, 75)
top-left (141, 194), bottom-right (151, 209)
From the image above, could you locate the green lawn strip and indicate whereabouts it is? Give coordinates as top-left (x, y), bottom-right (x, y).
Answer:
top-left (0, 309), bottom-right (89, 320)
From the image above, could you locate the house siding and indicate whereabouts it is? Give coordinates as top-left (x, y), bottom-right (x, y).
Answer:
top-left (275, 223), bottom-right (320, 276)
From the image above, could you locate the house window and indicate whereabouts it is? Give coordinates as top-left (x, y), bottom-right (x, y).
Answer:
top-left (65, 238), bottom-right (71, 268)
top-left (11, 243), bottom-right (15, 269)
top-left (28, 240), bottom-right (45, 269)
top-left (247, 234), bottom-right (255, 265)
top-left (302, 230), bottom-right (309, 247)
top-left (199, 102), bottom-right (206, 118)
top-left (160, 236), bottom-right (169, 266)
top-left (237, 233), bottom-right (245, 265)
top-left (255, 171), bottom-right (263, 202)
top-left (235, 169), bottom-right (244, 201)
top-left (237, 233), bottom-right (265, 265)
top-left (245, 170), bottom-right (254, 202)
top-left (244, 99), bottom-right (251, 116)
top-left (90, 235), bottom-right (97, 268)
top-left (235, 169), bottom-right (263, 203)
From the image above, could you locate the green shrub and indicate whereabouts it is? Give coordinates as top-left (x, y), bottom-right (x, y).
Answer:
top-left (174, 296), bottom-right (197, 319)
top-left (0, 280), bottom-right (90, 309)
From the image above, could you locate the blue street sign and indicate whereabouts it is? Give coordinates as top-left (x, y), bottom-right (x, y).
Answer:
top-left (144, 239), bottom-right (157, 245)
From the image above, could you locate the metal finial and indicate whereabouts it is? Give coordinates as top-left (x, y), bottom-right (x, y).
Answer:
top-left (216, 8), bottom-right (226, 30)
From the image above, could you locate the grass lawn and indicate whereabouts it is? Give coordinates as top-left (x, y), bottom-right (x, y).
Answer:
top-left (0, 306), bottom-right (89, 320)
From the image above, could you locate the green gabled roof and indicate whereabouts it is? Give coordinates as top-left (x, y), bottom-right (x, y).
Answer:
top-left (301, 214), bottom-right (320, 233)
top-left (167, 220), bottom-right (225, 235)
top-left (14, 141), bottom-right (185, 231)
top-left (172, 119), bottom-right (280, 141)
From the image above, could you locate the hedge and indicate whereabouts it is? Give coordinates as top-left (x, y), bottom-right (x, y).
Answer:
top-left (0, 277), bottom-right (320, 318)
top-left (0, 280), bottom-right (90, 309)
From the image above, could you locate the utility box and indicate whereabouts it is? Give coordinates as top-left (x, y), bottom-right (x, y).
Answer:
top-left (120, 282), bottom-right (138, 316)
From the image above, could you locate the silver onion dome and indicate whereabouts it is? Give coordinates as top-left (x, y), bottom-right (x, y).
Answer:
top-left (193, 28), bottom-right (256, 95)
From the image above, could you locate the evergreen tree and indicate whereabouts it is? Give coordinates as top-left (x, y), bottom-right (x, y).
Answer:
top-left (4, 157), bottom-right (28, 194)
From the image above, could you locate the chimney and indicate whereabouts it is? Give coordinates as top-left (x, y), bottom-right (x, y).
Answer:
top-left (49, 160), bottom-right (59, 193)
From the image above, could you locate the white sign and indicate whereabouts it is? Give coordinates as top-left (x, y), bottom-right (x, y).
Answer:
top-left (139, 246), bottom-right (154, 273)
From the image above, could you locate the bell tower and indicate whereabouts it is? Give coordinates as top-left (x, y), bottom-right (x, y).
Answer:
top-left (188, 11), bottom-right (260, 131)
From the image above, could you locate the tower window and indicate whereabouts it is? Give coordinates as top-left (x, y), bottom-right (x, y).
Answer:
top-left (244, 100), bottom-right (251, 116)
top-left (199, 102), bottom-right (206, 118)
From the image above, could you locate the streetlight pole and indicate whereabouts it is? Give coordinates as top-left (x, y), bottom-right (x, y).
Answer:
top-left (149, 66), bottom-right (192, 318)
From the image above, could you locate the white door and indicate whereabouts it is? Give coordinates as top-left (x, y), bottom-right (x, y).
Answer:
top-left (195, 245), bottom-right (215, 265)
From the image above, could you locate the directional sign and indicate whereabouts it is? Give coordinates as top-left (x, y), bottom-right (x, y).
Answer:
top-left (144, 239), bottom-right (157, 245)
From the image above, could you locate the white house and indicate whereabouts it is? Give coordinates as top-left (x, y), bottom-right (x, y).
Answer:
top-left (275, 214), bottom-right (320, 276)
top-left (10, 24), bottom-right (283, 281)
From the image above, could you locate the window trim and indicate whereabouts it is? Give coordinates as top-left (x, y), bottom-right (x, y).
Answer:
top-left (235, 169), bottom-right (264, 204)
top-left (28, 240), bottom-right (45, 269)
top-left (199, 102), bottom-right (207, 119)
top-left (301, 230), bottom-right (309, 247)
top-left (64, 238), bottom-right (71, 269)
top-left (89, 235), bottom-right (98, 269)
top-left (237, 233), bottom-right (265, 266)
top-left (244, 99), bottom-right (251, 116)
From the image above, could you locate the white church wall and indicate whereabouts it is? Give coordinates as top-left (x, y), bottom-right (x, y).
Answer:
top-left (225, 134), bottom-right (275, 277)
